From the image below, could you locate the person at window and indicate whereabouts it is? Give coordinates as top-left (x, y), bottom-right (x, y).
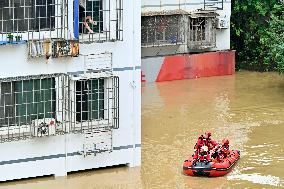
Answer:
top-left (79, 0), bottom-right (98, 34)
top-left (83, 16), bottom-right (97, 33)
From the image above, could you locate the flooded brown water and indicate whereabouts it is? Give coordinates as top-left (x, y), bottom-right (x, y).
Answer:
top-left (1, 71), bottom-right (284, 189)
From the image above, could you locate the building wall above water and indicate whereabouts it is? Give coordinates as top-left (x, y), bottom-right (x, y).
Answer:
top-left (141, 0), bottom-right (232, 58)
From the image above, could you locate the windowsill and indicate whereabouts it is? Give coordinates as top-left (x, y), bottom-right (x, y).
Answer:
top-left (142, 41), bottom-right (184, 48)
top-left (0, 40), bottom-right (27, 45)
top-left (0, 119), bottom-right (111, 138)
top-left (79, 33), bottom-right (118, 43)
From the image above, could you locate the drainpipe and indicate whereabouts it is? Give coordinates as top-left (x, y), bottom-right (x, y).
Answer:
top-left (74, 0), bottom-right (79, 39)
top-left (131, 0), bottom-right (136, 167)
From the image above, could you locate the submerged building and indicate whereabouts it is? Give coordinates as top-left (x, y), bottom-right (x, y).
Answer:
top-left (0, 0), bottom-right (141, 181)
top-left (141, 0), bottom-right (235, 82)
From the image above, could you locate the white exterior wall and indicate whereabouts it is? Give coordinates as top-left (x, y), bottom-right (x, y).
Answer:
top-left (0, 0), bottom-right (141, 181)
top-left (141, 0), bottom-right (231, 57)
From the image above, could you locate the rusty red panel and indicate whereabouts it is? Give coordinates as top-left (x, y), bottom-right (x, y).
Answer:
top-left (156, 55), bottom-right (188, 82)
top-left (156, 51), bottom-right (235, 82)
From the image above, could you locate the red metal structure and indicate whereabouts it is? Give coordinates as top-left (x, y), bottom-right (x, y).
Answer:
top-left (155, 51), bottom-right (235, 82)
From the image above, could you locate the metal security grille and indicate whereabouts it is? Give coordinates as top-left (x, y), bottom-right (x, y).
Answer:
top-left (0, 74), bottom-right (119, 143)
top-left (0, 74), bottom-right (67, 141)
top-left (204, 0), bottom-right (224, 11)
top-left (70, 76), bottom-right (119, 132)
top-left (187, 17), bottom-right (216, 49)
top-left (78, 0), bottom-right (123, 43)
top-left (141, 14), bottom-right (186, 47)
top-left (0, 0), bottom-right (68, 41)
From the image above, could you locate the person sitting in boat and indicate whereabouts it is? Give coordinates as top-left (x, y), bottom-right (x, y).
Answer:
top-left (212, 138), bottom-right (230, 162)
top-left (219, 138), bottom-right (230, 158)
top-left (194, 131), bottom-right (217, 152)
top-left (192, 145), bottom-right (211, 165)
top-left (204, 131), bottom-right (218, 151)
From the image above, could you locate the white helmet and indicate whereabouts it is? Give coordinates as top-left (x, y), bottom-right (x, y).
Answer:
top-left (201, 146), bottom-right (208, 152)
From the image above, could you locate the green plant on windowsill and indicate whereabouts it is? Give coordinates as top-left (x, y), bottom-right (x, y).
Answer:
top-left (7, 33), bottom-right (14, 42)
top-left (15, 35), bottom-right (22, 42)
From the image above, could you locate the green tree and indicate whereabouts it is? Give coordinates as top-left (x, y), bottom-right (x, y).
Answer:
top-left (231, 0), bottom-right (284, 73)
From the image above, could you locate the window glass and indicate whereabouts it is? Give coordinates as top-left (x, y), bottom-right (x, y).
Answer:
top-left (0, 0), bottom-right (55, 33)
top-left (0, 82), bottom-right (15, 127)
top-left (76, 79), bottom-right (104, 122)
top-left (0, 78), bottom-right (56, 127)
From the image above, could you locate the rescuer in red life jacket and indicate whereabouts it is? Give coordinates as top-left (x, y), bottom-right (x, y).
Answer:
top-left (194, 131), bottom-right (218, 151)
top-left (212, 138), bottom-right (230, 162)
top-left (192, 146), bottom-right (211, 165)
top-left (192, 131), bottom-right (217, 164)
top-left (219, 138), bottom-right (230, 159)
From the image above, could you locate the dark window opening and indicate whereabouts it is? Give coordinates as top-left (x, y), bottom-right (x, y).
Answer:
top-left (79, 0), bottom-right (103, 34)
top-left (75, 79), bottom-right (104, 122)
top-left (189, 17), bottom-right (206, 42)
top-left (188, 17), bottom-right (216, 49)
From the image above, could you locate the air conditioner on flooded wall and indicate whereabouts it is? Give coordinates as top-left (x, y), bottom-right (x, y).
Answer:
top-left (216, 17), bottom-right (229, 29)
top-left (32, 118), bottom-right (56, 137)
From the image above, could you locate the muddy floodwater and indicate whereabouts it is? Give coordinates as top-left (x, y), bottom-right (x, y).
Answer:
top-left (1, 71), bottom-right (284, 189)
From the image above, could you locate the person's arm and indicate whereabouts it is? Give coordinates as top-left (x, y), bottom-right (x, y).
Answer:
top-left (194, 137), bottom-right (202, 149)
top-left (84, 16), bottom-right (98, 33)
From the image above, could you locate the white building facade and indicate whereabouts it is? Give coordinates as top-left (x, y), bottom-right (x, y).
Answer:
top-left (0, 0), bottom-right (141, 181)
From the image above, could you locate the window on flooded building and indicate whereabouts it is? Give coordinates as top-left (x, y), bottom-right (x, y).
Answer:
top-left (0, 0), bottom-right (67, 41)
top-left (187, 16), bottom-right (216, 49)
top-left (141, 14), bottom-right (185, 47)
top-left (0, 74), bottom-right (119, 141)
top-left (0, 0), bottom-right (55, 33)
top-left (0, 77), bottom-right (56, 127)
top-left (75, 79), bottom-right (105, 122)
top-left (77, 0), bottom-right (123, 43)
top-left (72, 76), bottom-right (119, 130)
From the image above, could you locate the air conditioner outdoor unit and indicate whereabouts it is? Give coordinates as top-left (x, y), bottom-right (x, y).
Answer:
top-left (216, 18), bottom-right (229, 29)
top-left (32, 118), bottom-right (56, 137)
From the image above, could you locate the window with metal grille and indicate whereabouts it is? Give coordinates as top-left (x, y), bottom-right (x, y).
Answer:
top-left (0, 0), bottom-right (68, 42)
top-left (141, 15), bottom-right (185, 47)
top-left (71, 76), bottom-right (119, 131)
top-left (0, 74), bottom-right (119, 142)
top-left (75, 79), bottom-right (104, 122)
top-left (0, 0), bottom-right (55, 33)
top-left (77, 0), bottom-right (123, 43)
top-left (0, 78), bottom-right (56, 127)
top-left (188, 17), bottom-right (216, 49)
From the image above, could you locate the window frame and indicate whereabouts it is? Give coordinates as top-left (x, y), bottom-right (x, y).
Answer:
top-left (0, 0), bottom-right (65, 42)
top-left (141, 14), bottom-right (185, 47)
top-left (70, 75), bottom-right (119, 131)
top-left (0, 77), bottom-right (56, 127)
top-left (187, 16), bottom-right (216, 49)
top-left (75, 0), bottom-right (123, 43)
top-left (0, 74), bottom-right (119, 142)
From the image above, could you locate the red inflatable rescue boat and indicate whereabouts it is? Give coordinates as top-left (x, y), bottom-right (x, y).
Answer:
top-left (183, 150), bottom-right (240, 177)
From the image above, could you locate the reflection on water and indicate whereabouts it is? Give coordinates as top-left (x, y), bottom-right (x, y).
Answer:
top-left (1, 71), bottom-right (284, 189)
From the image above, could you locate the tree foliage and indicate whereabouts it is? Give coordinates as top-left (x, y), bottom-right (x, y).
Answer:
top-left (231, 0), bottom-right (284, 73)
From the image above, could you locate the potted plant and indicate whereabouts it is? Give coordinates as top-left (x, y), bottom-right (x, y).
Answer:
top-left (15, 35), bottom-right (22, 42)
top-left (7, 33), bottom-right (14, 42)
